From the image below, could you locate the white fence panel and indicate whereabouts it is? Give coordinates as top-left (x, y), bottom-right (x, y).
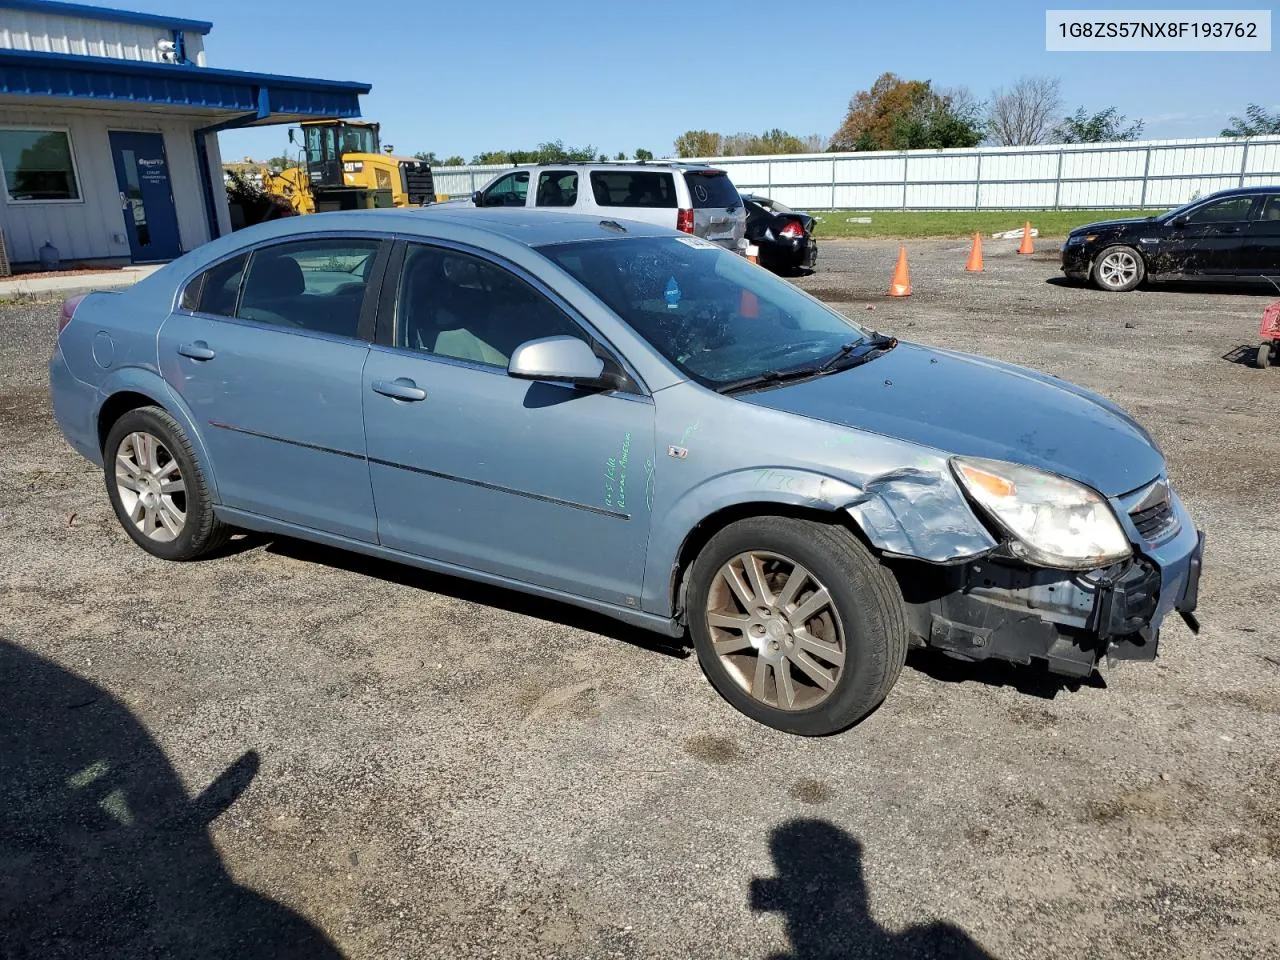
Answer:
top-left (428, 136), bottom-right (1280, 209)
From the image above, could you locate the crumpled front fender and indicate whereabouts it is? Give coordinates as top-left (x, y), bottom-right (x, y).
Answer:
top-left (845, 467), bottom-right (997, 563)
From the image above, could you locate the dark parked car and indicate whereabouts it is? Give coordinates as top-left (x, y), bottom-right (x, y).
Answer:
top-left (742, 194), bottom-right (817, 274)
top-left (1062, 186), bottom-right (1280, 292)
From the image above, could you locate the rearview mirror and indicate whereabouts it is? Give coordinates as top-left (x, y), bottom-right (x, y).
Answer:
top-left (471, 190), bottom-right (483, 206)
top-left (1170, 215), bottom-right (1188, 228)
top-left (508, 336), bottom-right (611, 387)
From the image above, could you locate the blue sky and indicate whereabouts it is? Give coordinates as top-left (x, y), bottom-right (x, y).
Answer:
top-left (145, 0), bottom-right (1278, 162)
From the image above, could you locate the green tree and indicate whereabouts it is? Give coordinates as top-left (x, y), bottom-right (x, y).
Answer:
top-left (413, 151), bottom-right (439, 164)
top-left (266, 153), bottom-right (295, 171)
top-left (674, 130), bottom-right (722, 158)
top-left (831, 73), bottom-right (984, 151)
top-left (443, 155), bottom-right (465, 166)
top-left (634, 148), bottom-right (654, 161)
top-left (614, 151), bottom-right (627, 160)
top-left (1051, 106), bottom-right (1144, 143)
top-left (1221, 103), bottom-right (1280, 137)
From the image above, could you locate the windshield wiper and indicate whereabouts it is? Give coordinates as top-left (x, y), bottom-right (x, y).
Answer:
top-left (716, 333), bottom-right (898, 395)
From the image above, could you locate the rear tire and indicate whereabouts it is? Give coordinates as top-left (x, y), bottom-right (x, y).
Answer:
top-left (103, 406), bottom-right (229, 561)
top-left (687, 516), bottom-right (908, 736)
top-left (1091, 245), bottom-right (1145, 292)
top-left (1258, 341), bottom-right (1273, 369)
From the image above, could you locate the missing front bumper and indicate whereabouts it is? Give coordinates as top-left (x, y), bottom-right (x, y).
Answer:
top-left (896, 531), bottom-right (1204, 678)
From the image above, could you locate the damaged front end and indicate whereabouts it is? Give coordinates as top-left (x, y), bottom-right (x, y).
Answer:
top-left (871, 476), bottom-right (1204, 679)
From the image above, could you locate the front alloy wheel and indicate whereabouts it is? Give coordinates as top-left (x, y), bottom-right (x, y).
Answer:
top-left (706, 552), bottom-right (845, 711)
top-left (1092, 245), bottom-right (1145, 292)
top-left (687, 516), bottom-right (909, 736)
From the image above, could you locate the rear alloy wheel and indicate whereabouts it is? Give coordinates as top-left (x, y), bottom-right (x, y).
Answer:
top-left (687, 517), bottom-right (908, 735)
top-left (1091, 245), bottom-right (1145, 292)
top-left (104, 406), bottom-right (229, 561)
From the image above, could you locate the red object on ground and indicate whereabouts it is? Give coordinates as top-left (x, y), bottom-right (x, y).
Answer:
top-left (1261, 301), bottom-right (1280, 340)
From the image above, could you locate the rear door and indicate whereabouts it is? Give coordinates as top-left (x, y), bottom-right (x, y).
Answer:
top-left (1243, 194), bottom-right (1280, 279)
top-left (533, 169), bottom-right (580, 209)
top-left (587, 170), bottom-right (678, 229)
top-left (683, 170), bottom-right (745, 251)
top-left (158, 236), bottom-right (388, 541)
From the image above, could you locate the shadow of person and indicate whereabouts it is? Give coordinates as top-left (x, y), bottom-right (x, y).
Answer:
top-left (0, 640), bottom-right (344, 960)
top-left (751, 819), bottom-right (995, 960)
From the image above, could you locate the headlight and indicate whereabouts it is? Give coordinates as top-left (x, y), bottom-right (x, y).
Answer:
top-left (952, 457), bottom-right (1131, 569)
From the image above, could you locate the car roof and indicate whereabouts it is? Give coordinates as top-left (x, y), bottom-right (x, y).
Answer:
top-left (507, 162), bottom-right (722, 172)
top-left (1200, 185), bottom-right (1280, 198)
top-left (218, 207), bottom-right (679, 249)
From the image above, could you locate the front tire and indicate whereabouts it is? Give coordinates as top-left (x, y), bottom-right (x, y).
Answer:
top-left (1257, 341), bottom-right (1273, 369)
top-left (1091, 245), bottom-right (1145, 292)
top-left (687, 517), bottom-right (908, 736)
top-left (103, 406), bottom-right (229, 561)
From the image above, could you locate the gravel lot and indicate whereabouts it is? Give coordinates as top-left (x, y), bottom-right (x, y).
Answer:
top-left (3, 238), bottom-right (1278, 959)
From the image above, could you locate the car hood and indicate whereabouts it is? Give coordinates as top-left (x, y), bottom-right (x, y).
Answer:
top-left (741, 342), bottom-right (1164, 497)
top-left (1070, 216), bottom-right (1157, 235)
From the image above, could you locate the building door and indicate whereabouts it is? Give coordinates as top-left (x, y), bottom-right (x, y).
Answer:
top-left (108, 131), bottom-right (182, 263)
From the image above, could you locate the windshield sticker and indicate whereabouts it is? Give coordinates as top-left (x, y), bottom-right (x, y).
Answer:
top-left (672, 235), bottom-right (718, 250)
top-left (693, 183), bottom-right (709, 203)
top-left (664, 276), bottom-right (682, 309)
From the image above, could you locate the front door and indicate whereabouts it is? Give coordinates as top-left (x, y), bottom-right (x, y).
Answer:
top-left (363, 241), bottom-right (656, 607)
top-left (1152, 193), bottom-right (1257, 277)
top-left (108, 131), bottom-right (183, 263)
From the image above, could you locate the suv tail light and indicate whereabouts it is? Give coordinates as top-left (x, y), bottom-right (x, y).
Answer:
top-left (58, 294), bottom-right (87, 335)
top-left (676, 208), bottom-right (695, 234)
top-left (778, 221), bottom-right (805, 239)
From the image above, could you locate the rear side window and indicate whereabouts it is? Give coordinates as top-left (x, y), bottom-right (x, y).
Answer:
top-left (536, 170), bottom-right (578, 207)
top-left (590, 171), bottom-right (676, 208)
top-left (236, 238), bottom-right (380, 339)
top-left (684, 171), bottom-right (740, 209)
top-left (193, 254), bottom-right (248, 316)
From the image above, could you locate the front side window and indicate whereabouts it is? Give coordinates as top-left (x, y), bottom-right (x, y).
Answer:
top-left (396, 244), bottom-right (582, 366)
top-left (236, 238), bottom-right (380, 338)
top-left (1259, 195), bottom-right (1280, 222)
top-left (589, 171), bottom-right (677, 208)
top-left (539, 236), bottom-right (868, 389)
top-left (1186, 196), bottom-right (1256, 223)
top-left (536, 170), bottom-right (578, 207)
top-left (0, 128), bottom-right (80, 201)
top-left (480, 171), bottom-right (529, 207)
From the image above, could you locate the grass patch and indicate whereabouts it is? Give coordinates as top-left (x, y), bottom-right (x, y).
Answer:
top-left (810, 209), bottom-right (1161, 240)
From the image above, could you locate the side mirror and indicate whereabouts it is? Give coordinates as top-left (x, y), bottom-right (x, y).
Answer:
top-left (471, 190), bottom-right (483, 206)
top-left (1170, 215), bottom-right (1188, 228)
top-left (508, 336), bottom-right (615, 388)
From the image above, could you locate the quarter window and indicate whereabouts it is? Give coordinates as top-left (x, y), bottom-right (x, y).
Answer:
top-left (395, 244), bottom-right (582, 367)
top-left (236, 238), bottom-right (380, 338)
top-left (535, 170), bottom-right (578, 207)
top-left (192, 254), bottom-right (248, 316)
top-left (589, 171), bottom-right (677, 208)
top-left (0, 128), bottom-right (81, 202)
top-left (1259, 196), bottom-right (1280, 222)
top-left (479, 171), bottom-right (529, 207)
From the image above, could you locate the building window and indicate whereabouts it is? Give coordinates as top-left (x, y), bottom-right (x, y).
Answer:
top-left (0, 129), bottom-right (82, 202)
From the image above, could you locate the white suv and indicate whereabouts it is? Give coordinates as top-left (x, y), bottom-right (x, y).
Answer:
top-left (469, 163), bottom-right (747, 252)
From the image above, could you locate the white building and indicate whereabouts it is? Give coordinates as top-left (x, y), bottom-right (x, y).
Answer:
top-left (0, 0), bottom-right (370, 269)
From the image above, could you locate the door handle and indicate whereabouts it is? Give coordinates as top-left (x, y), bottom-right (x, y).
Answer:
top-left (372, 378), bottom-right (427, 401)
top-left (177, 341), bottom-right (215, 361)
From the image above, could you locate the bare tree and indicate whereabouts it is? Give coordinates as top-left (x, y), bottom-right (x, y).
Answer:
top-left (987, 76), bottom-right (1062, 145)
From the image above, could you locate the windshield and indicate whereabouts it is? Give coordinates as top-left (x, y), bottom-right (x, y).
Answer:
top-left (537, 236), bottom-right (868, 388)
top-left (338, 124), bottom-right (377, 155)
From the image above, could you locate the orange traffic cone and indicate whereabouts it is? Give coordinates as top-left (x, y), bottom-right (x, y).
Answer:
top-left (888, 246), bottom-right (911, 297)
top-left (1017, 221), bottom-right (1035, 255)
top-left (965, 232), bottom-right (984, 272)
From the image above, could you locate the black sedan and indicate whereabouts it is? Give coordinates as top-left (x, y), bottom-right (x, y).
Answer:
top-left (1062, 186), bottom-right (1280, 292)
top-left (742, 194), bottom-right (817, 274)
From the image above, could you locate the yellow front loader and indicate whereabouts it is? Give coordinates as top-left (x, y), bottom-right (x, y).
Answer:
top-left (262, 120), bottom-right (435, 215)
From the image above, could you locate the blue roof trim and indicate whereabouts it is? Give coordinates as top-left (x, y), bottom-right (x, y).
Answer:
top-left (0, 49), bottom-right (370, 117)
top-left (0, 0), bottom-right (213, 35)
